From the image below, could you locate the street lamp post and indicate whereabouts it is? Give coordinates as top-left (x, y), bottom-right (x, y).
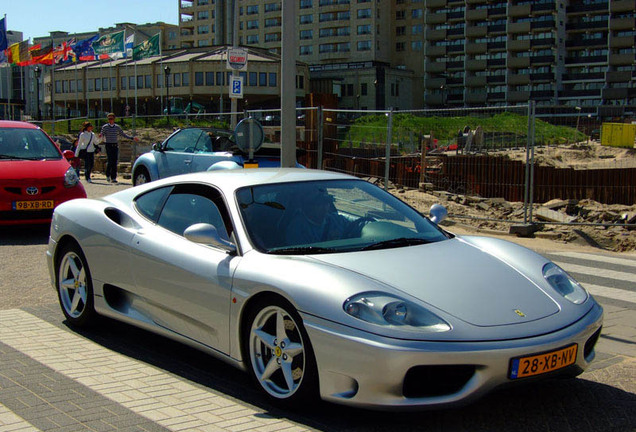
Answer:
top-left (164, 66), bottom-right (171, 125)
top-left (575, 106), bottom-right (582, 136)
top-left (34, 66), bottom-right (41, 121)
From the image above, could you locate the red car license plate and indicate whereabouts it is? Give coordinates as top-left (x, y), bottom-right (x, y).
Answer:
top-left (13, 200), bottom-right (55, 211)
top-left (509, 344), bottom-right (578, 379)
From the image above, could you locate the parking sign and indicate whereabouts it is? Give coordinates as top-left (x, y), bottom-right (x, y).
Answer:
top-left (229, 76), bottom-right (243, 99)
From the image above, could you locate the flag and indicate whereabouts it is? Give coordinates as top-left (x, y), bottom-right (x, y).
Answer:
top-left (29, 42), bottom-right (53, 65)
top-left (125, 33), bottom-right (134, 58)
top-left (7, 41), bottom-right (30, 65)
top-left (73, 34), bottom-right (98, 61)
top-left (132, 33), bottom-right (160, 61)
top-left (55, 40), bottom-right (76, 64)
top-left (92, 30), bottom-right (124, 58)
top-left (0, 18), bottom-right (7, 51)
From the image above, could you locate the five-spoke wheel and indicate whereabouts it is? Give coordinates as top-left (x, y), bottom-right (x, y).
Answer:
top-left (245, 300), bottom-right (317, 404)
top-left (56, 244), bottom-right (96, 327)
top-left (133, 167), bottom-right (150, 186)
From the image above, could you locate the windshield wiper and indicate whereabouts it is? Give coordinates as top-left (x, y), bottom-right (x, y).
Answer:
top-left (0, 155), bottom-right (38, 160)
top-left (267, 246), bottom-right (338, 255)
top-left (362, 237), bottom-right (431, 251)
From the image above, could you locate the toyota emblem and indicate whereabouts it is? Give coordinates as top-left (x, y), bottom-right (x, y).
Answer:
top-left (26, 187), bottom-right (39, 195)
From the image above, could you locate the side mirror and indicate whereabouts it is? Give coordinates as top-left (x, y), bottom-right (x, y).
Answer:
top-left (184, 223), bottom-right (236, 254)
top-left (62, 150), bottom-right (75, 160)
top-left (152, 143), bottom-right (162, 152)
top-left (429, 204), bottom-right (448, 225)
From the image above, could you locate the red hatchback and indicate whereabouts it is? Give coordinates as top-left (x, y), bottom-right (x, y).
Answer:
top-left (0, 121), bottom-right (86, 225)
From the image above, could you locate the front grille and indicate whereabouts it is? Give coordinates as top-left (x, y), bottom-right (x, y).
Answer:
top-left (403, 365), bottom-right (475, 398)
top-left (4, 187), bottom-right (22, 195)
top-left (584, 327), bottom-right (602, 359)
top-left (0, 209), bottom-right (54, 221)
top-left (42, 186), bottom-right (56, 194)
top-left (3, 186), bottom-right (56, 196)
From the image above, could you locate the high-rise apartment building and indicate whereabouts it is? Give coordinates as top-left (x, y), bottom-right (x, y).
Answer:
top-left (179, 0), bottom-right (635, 118)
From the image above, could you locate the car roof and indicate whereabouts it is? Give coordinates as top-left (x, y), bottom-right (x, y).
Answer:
top-left (0, 120), bottom-right (39, 129)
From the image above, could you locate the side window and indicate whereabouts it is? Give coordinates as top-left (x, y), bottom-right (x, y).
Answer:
top-left (194, 132), bottom-right (214, 153)
top-left (134, 186), bottom-right (172, 222)
top-left (163, 129), bottom-right (203, 152)
top-left (156, 185), bottom-right (231, 241)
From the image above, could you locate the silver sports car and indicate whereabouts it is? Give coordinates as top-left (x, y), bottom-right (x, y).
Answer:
top-left (47, 169), bottom-right (603, 409)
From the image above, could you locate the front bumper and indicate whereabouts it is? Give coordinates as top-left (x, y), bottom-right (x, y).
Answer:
top-left (302, 302), bottom-right (603, 409)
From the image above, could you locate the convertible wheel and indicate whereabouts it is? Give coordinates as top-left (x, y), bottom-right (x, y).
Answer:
top-left (56, 243), bottom-right (96, 327)
top-left (245, 299), bottom-right (317, 405)
top-left (133, 167), bottom-right (150, 186)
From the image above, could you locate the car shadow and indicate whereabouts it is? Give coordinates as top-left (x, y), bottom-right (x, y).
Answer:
top-left (36, 309), bottom-right (635, 432)
top-left (0, 224), bottom-right (50, 246)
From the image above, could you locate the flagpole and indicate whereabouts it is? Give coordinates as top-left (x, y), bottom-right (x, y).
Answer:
top-left (99, 58), bottom-right (103, 115)
top-left (125, 29), bottom-right (129, 113)
top-left (109, 58), bottom-right (113, 114)
top-left (159, 30), bottom-right (164, 117)
top-left (74, 58), bottom-right (78, 114)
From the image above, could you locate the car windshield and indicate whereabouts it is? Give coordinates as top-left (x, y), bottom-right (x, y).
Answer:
top-left (236, 179), bottom-right (449, 254)
top-left (0, 128), bottom-right (62, 160)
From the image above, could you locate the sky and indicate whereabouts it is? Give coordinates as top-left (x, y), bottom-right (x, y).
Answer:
top-left (2, 0), bottom-right (178, 42)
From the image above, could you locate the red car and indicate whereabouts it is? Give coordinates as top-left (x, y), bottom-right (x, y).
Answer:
top-left (0, 121), bottom-right (86, 225)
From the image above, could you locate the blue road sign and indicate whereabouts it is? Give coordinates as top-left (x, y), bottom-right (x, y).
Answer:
top-left (230, 76), bottom-right (243, 99)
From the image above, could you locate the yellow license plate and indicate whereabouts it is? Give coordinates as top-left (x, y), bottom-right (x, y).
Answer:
top-left (13, 200), bottom-right (55, 211)
top-left (243, 161), bottom-right (259, 169)
top-left (509, 344), bottom-right (578, 379)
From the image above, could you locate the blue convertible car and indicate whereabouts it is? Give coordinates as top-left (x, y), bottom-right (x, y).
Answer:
top-left (132, 127), bottom-right (290, 186)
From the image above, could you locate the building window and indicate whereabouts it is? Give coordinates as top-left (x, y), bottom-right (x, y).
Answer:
top-left (246, 34), bottom-right (259, 44)
top-left (259, 72), bottom-right (267, 86)
top-left (216, 71), bottom-right (224, 85)
top-left (121, 76), bottom-right (127, 90)
top-left (265, 2), bottom-right (281, 12)
top-left (296, 75), bottom-right (305, 89)
top-left (198, 11), bottom-right (209, 20)
top-left (249, 72), bottom-right (257, 86)
top-left (182, 73), bottom-right (189, 86)
top-left (396, 26), bottom-right (405, 36)
top-left (412, 24), bottom-right (423, 35)
top-left (300, 14), bottom-right (313, 24)
top-left (265, 18), bottom-right (281, 27)
top-left (300, 0), bottom-right (312, 8)
top-left (205, 71), bottom-right (214, 86)
top-left (198, 25), bottom-right (209, 34)
top-left (300, 45), bottom-right (313, 55)
top-left (411, 9), bottom-right (423, 18)
top-left (269, 72), bottom-right (277, 87)
top-left (145, 75), bottom-right (152, 88)
top-left (358, 24), bottom-right (372, 35)
top-left (195, 71), bottom-right (204, 86)
top-left (361, 83), bottom-right (367, 95)
top-left (411, 41), bottom-right (423, 51)
top-left (396, 10), bottom-right (405, 19)
top-left (357, 8), bottom-right (372, 19)
top-left (136, 76), bottom-right (143, 89)
top-left (157, 74), bottom-right (163, 88)
top-left (174, 73), bottom-right (181, 87)
top-left (246, 5), bottom-right (259, 14)
top-left (300, 29), bottom-right (313, 39)
top-left (265, 33), bottom-right (281, 42)
top-left (95, 78), bottom-right (101, 91)
top-left (396, 42), bottom-right (405, 51)
top-left (247, 20), bottom-right (258, 29)
top-left (357, 40), bottom-right (371, 51)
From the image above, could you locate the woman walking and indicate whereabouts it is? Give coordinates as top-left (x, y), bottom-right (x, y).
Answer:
top-left (74, 121), bottom-right (100, 183)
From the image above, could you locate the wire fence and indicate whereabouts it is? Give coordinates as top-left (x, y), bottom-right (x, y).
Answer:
top-left (31, 104), bottom-right (636, 229)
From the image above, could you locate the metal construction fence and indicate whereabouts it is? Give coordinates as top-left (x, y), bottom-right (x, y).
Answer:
top-left (34, 103), bottom-right (635, 227)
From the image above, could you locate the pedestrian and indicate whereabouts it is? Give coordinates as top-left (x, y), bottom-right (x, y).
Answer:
top-left (74, 121), bottom-right (100, 183)
top-left (99, 112), bottom-right (139, 184)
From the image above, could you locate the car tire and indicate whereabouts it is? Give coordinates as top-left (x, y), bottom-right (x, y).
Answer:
top-left (244, 297), bottom-right (318, 406)
top-left (55, 242), bottom-right (97, 327)
top-left (133, 167), bottom-right (150, 186)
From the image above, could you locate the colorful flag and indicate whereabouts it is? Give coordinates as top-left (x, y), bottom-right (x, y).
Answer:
top-left (55, 40), bottom-right (76, 64)
top-left (92, 30), bottom-right (124, 58)
top-left (132, 33), bottom-right (160, 61)
top-left (29, 42), bottom-right (53, 65)
top-left (7, 41), bottom-right (30, 65)
top-left (0, 18), bottom-right (7, 51)
top-left (73, 34), bottom-right (98, 61)
top-left (125, 33), bottom-right (134, 58)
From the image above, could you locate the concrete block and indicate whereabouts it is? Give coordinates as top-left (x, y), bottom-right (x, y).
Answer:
top-left (535, 207), bottom-right (577, 223)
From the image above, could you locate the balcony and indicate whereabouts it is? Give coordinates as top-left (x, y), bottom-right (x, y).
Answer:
top-left (532, 2), bottom-right (556, 13)
top-left (509, 4), bottom-right (531, 17)
top-left (567, 20), bottom-right (609, 31)
top-left (426, 45), bottom-right (446, 56)
top-left (530, 90), bottom-right (554, 99)
top-left (509, 39), bottom-right (531, 51)
top-left (487, 58), bottom-right (506, 67)
top-left (567, 3), bottom-right (607, 14)
top-left (610, 35), bottom-right (635, 49)
top-left (563, 72), bottom-right (605, 81)
top-left (561, 89), bottom-right (601, 97)
top-left (603, 88), bottom-right (629, 99)
top-left (448, 11), bottom-right (465, 21)
top-left (447, 28), bottom-right (465, 37)
top-left (611, 0), bottom-right (635, 13)
top-left (426, 29), bottom-right (446, 41)
top-left (466, 59), bottom-right (487, 70)
top-left (488, 7), bottom-right (507, 17)
top-left (447, 78), bottom-right (464, 85)
top-left (426, 77), bottom-right (446, 89)
top-left (610, 17), bottom-right (636, 31)
top-left (609, 53), bottom-right (635, 66)
top-left (530, 73), bottom-right (553, 81)
top-left (426, 61), bottom-right (447, 73)
top-left (425, 93), bottom-right (445, 105)
top-left (531, 38), bottom-right (556, 48)
top-left (530, 55), bottom-right (555, 65)
top-left (448, 44), bottom-right (465, 53)
top-left (508, 74), bottom-right (530, 85)
top-left (565, 55), bottom-right (608, 64)
top-left (531, 20), bottom-right (555, 30)
top-left (488, 24), bottom-right (506, 33)
top-left (426, 0), bottom-right (446, 8)
top-left (508, 22), bottom-right (531, 34)
top-left (426, 12), bottom-right (446, 25)
top-left (487, 41), bottom-right (506, 50)
top-left (487, 75), bottom-right (505, 84)
top-left (508, 56), bottom-right (530, 68)
top-left (487, 92), bottom-right (505, 101)
top-left (447, 61), bottom-right (464, 69)
top-left (466, 26), bottom-right (487, 38)
top-left (566, 37), bottom-right (606, 48)
top-left (466, 76), bottom-right (486, 87)
top-left (466, 42), bottom-right (486, 54)
top-left (508, 91), bottom-right (531, 102)
top-left (466, 92), bottom-right (487, 104)
top-left (606, 71), bottom-right (632, 83)
top-left (466, 9), bottom-right (487, 21)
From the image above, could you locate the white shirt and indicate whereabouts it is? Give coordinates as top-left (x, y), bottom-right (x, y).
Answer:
top-left (75, 131), bottom-right (99, 156)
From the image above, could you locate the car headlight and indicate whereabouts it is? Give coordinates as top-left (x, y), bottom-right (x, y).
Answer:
top-left (543, 263), bottom-right (588, 304)
top-left (343, 292), bottom-right (450, 332)
top-left (64, 167), bottom-right (79, 187)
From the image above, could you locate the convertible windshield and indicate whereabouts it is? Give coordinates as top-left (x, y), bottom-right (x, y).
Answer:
top-left (0, 128), bottom-right (62, 160)
top-left (236, 179), bottom-right (449, 254)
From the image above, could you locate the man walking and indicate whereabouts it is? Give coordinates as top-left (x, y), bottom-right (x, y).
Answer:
top-left (100, 113), bottom-right (139, 183)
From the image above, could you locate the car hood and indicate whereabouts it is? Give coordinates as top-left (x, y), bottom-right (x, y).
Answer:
top-left (310, 238), bottom-right (560, 327)
top-left (0, 158), bottom-right (69, 180)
